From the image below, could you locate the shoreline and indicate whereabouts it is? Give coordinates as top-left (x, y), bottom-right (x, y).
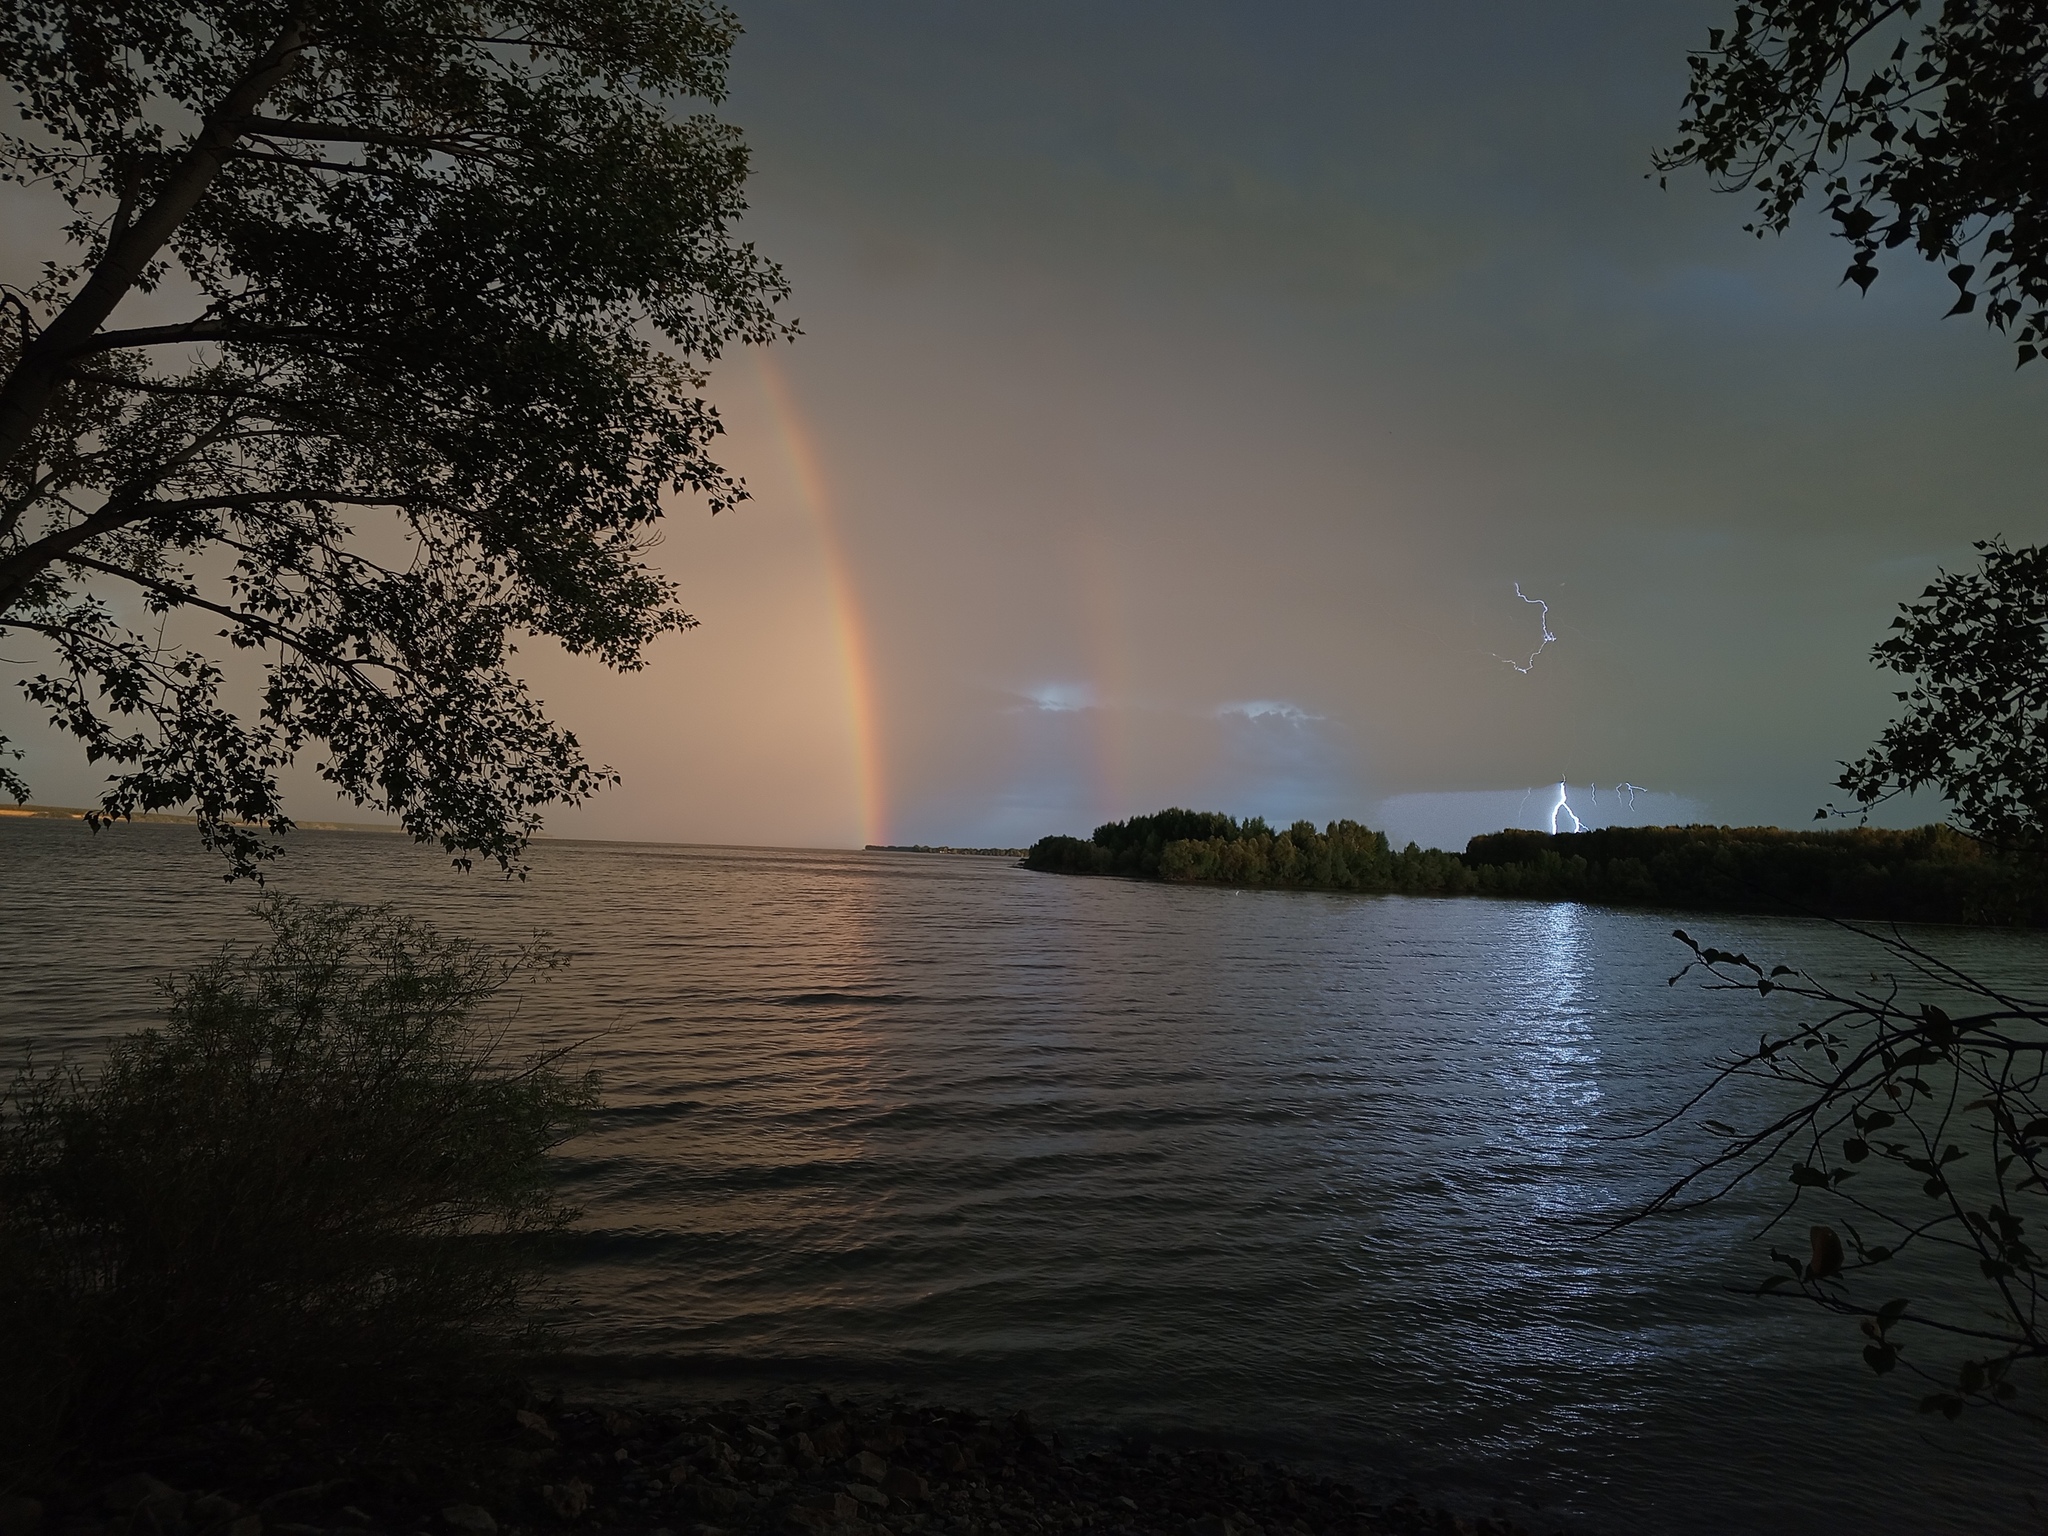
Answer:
top-left (8, 1389), bottom-right (1564, 1536)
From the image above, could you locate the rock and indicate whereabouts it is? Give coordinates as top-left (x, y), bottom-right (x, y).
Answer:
top-left (843, 1484), bottom-right (888, 1511)
top-left (601, 1410), bottom-right (643, 1440)
top-left (937, 1446), bottom-right (972, 1476)
top-left (665, 1460), bottom-right (694, 1488)
top-left (226, 1518), bottom-right (262, 1536)
top-left (103, 1478), bottom-right (181, 1516)
top-left (785, 1493), bottom-right (858, 1534)
top-left (879, 1468), bottom-right (927, 1505)
top-left (846, 1451), bottom-right (888, 1485)
top-left (1191, 1517), bottom-right (1235, 1536)
top-left (810, 1422), bottom-right (851, 1460)
top-left (0, 1496), bottom-right (44, 1536)
top-left (697, 1440), bottom-right (738, 1475)
top-left (440, 1508), bottom-right (496, 1536)
top-left (189, 1497), bottom-right (240, 1526)
top-left (514, 1409), bottom-right (559, 1446)
top-left (539, 1483), bottom-right (592, 1521)
top-left (1114, 1498), bottom-right (1138, 1514)
top-left (693, 1487), bottom-right (743, 1518)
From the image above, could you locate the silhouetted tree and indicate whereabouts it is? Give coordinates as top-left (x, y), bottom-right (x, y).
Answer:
top-left (0, 0), bottom-right (790, 875)
top-left (1830, 539), bottom-right (2048, 851)
top-left (1656, 2), bottom-right (2048, 364)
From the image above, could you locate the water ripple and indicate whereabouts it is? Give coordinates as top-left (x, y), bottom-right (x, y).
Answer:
top-left (3, 820), bottom-right (2044, 1532)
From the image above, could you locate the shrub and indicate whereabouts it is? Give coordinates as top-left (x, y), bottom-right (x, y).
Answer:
top-left (0, 899), bottom-right (598, 1469)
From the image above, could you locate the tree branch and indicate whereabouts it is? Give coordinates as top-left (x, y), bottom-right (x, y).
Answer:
top-left (242, 117), bottom-right (497, 158)
top-left (0, 13), bottom-right (310, 472)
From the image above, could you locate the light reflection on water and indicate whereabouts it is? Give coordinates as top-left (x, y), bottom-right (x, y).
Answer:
top-left (2, 819), bottom-right (2044, 1533)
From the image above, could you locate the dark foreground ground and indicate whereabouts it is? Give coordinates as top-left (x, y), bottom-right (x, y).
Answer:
top-left (0, 1391), bottom-right (1565, 1536)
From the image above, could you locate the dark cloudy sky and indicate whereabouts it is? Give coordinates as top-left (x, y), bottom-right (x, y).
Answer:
top-left (9, 0), bottom-right (2048, 849)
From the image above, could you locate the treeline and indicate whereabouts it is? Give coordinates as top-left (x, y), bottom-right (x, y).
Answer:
top-left (1024, 811), bottom-right (2048, 925)
top-left (1026, 810), bottom-right (1471, 893)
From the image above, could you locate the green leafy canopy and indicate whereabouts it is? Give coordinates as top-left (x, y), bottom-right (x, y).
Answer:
top-left (0, 0), bottom-right (792, 875)
top-left (1829, 539), bottom-right (2048, 851)
top-left (1656, 2), bottom-right (2048, 364)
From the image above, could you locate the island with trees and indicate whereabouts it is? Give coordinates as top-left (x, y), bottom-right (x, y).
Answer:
top-left (1025, 810), bottom-right (2048, 927)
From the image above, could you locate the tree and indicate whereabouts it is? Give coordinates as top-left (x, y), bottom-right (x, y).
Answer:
top-left (0, 898), bottom-right (597, 1468)
top-left (1655, 2), bottom-right (2048, 364)
top-left (0, 0), bottom-right (791, 876)
top-left (1830, 538), bottom-right (2048, 849)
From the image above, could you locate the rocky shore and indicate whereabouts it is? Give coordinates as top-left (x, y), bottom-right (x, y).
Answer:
top-left (0, 1393), bottom-right (1566, 1536)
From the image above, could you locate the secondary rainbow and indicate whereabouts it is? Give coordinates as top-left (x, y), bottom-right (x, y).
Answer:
top-left (752, 351), bottom-right (887, 848)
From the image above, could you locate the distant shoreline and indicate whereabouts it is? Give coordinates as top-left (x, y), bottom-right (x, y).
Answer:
top-left (1027, 809), bottom-right (2048, 928)
top-left (866, 843), bottom-right (1025, 858)
top-left (0, 804), bottom-right (408, 834)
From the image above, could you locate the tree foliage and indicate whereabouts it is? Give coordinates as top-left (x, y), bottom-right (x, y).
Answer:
top-left (0, 898), bottom-right (597, 1466)
top-left (1028, 810), bottom-right (2044, 923)
top-left (1025, 810), bottom-right (1472, 894)
top-left (1831, 539), bottom-right (2048, 849)
top-left (1656, 1), bottom-right (2048, 363)
top-left (0, 0), bottom-right (790, 875)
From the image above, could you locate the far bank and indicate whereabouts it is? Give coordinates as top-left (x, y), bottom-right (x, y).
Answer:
top-left (1024, 809), bottom-right (2046, 927)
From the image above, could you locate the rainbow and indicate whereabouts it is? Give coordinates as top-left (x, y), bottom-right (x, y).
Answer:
top-left (751, 351), bottom-right (887, 848)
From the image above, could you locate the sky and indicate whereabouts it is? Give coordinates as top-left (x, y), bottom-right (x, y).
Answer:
top-left (8, 0), bottom-right (2048, 851)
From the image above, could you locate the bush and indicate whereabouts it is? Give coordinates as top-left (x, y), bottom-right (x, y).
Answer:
top-left (0, 899), bottom-right (598, 1470)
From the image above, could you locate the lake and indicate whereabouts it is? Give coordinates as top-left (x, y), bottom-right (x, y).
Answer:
top-left (1, 818), bottom-right (2041, 1533)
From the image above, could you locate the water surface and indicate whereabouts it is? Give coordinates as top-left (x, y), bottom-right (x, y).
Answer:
top-left (2, 819), bottom-right (2041, 1533)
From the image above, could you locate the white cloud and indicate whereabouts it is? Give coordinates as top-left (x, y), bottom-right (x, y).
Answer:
top-left (1216, 699), bottom-right (1321, 723)
top-left (1019, 682), bottom-right (1096, 713)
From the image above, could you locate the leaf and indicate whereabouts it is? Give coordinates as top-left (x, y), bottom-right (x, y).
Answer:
top-left (1863, 1343), bottom-right (1898, 1375)
top-left (1876, 1297), bottom-right (1909, 1327)
top-left (1790, 1164), bottom-right (1832, 1188)
top-left (1843, 1136), bottom-right (1869, 1163)
top-left (1809, 1225), bottom-right (1844, 1280)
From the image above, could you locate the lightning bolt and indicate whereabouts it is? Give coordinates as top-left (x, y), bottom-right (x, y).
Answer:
top-left (1514, 780), bottom-right (1654, 834)
top-left (1548, 780), bottom-right (1582, 834)
top-left (1499, 584), bottom-right (1555, 674)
